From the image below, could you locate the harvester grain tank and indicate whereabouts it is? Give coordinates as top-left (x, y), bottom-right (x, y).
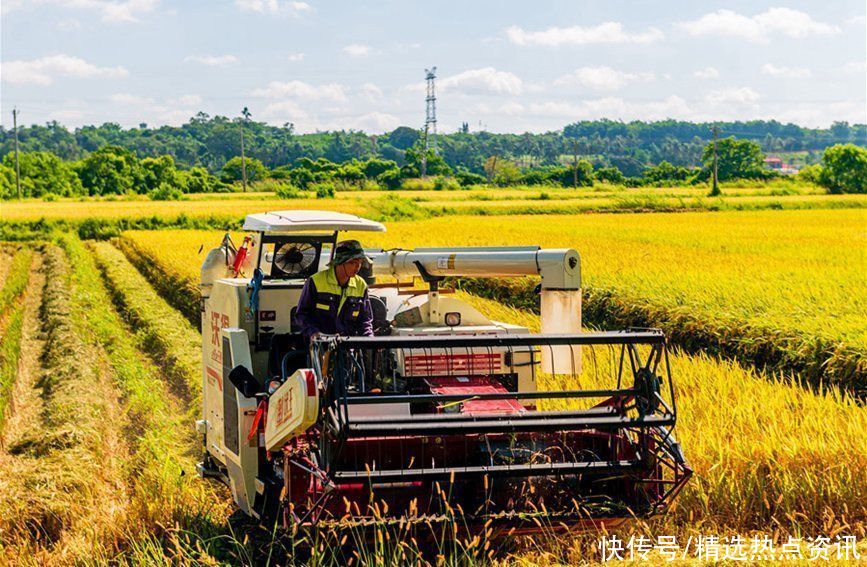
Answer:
top-left (197, 210), bottom-right (691, 531)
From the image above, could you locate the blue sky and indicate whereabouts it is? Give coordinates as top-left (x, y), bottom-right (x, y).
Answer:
top-left (1, 1), bottom-right (865, 133)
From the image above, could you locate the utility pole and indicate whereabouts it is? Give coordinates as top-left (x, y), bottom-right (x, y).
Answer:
top-left (421, 66), bottom-right (437, 177)
top-left (12, 107), bottom-right (21, 200)
top-left (709, 125), bottom-right (721, 196)
top-left (571, 139), bottom-right (579, 188)
top-left (240, 107), bottom-right (251, 192)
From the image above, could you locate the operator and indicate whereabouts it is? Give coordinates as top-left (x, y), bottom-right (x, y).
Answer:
top-left (294, 239), bottom-right (374, 340)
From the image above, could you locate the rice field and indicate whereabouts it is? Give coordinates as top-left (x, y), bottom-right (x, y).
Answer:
top-left (0, 202), bottom-right (865, 564)
top-left (2, 183), bottom-right (864, 224)
top-left (120, 207), bottom-right (867, 391)
top-left (108, 232), bottom-right (867, 560)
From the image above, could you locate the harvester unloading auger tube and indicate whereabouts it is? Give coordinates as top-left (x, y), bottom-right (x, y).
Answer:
top-left (197, 210), bottom-right (691, 532)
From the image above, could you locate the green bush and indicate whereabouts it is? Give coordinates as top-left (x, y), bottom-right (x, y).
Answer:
top-left (275, 184), bottom-right (303, 199)
top-left (595, 166), bottom-right (626, 185)
top-left (432, 176), bottom-right (460, 191)
top-left (313, 182), bottom-right (336, 199)
top-left (148, 183), bottom-right (185, 201)
top-left (455, 170), bottom-right (486, 187)
top-left (556, 160), bottom-right (595, 187)
top-left (377, 168), bottom-right (402, 190)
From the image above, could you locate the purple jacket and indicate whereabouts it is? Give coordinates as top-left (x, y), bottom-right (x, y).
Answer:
top-left (294, 267), bottom-right (374, 338)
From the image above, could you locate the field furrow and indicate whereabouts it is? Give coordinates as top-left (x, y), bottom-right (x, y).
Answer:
top-left (57, 234), bottom-right (232, 561)
top-left (2, 252), bottom-right (45, 449)
top-left (0, 248), bottom-right (34, 432)
top-left (0, 245), bottom-right (131, 564)
top-left (90, 241), bottom-right (202, 406)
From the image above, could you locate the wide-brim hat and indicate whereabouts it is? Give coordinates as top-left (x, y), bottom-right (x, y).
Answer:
top-left (330, 239), bottom-right (373, 267)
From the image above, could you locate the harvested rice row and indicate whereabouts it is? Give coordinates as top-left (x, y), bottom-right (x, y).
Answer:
top-left (90, 241), bottom-right (202, 406)
top-left (59, 235), bottom-right (230, 561)
top-left (1, 252), bottom-right (45, 451)
top-left (0, 248), bottom-right (33, 315)
top-left (0, 245), bottom-right (130, 564)
top-left (0, 248), bottom-right (33, 429)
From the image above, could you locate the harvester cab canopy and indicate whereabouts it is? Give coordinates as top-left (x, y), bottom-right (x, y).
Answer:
top-left (242, 209), bottom-right (386, 233)
top-left (239, 210), bottom-right (385, 282)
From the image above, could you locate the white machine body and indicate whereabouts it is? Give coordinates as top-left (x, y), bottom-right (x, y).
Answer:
top-left (198, 210), bottom-right (582, 516)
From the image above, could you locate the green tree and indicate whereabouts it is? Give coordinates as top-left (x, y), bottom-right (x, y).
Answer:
top-left (404, 145), bottom-right (451, 177)
top-left (643, 161), bottom-right (691, 183)
top-left (594, 166), bottom-right (625, 184)
top-left (362, 158), bottom-right (398, 179)
top-left (818, 144), bottom-right (867, 194)
top-left (75, 145), bottom-right (144, 195)
top-left (386, 127), bottom-right (420, 150)
top-left (701, 138), bottom-right (764, 181)
top-left (221, 156), bottom-right (268, 183)
top-left (0, 163), bottom-right (16, 199)
top-left (181, 166), bottom-right (226, 193)
top-left (0, 151), bottom-right (83, 198)
top-left (140, 154), bottom-right (178, 192)
top-left (556, 160), bottom-right (595, 187)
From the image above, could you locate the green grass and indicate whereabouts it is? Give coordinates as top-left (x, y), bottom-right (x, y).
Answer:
top-left (0, 248), bottom-right (33, 430)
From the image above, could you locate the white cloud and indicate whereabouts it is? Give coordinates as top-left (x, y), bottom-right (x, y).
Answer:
top-left (183, 54), bottom-right (238, 66)
top-left (554, 66), bottom-right (654, 91)
top-left (528, 95), bottom-right (692, 122)
top-left (693, 67), bottom-right (720, 80)
top-left (2, 0), bottom-right (159, 22)
top-left (109, 92), bottom-right (153, 105)
top-left (49, 108), bottom-right (86, 122)
top-left (505, 22), bottom-right (664, 46)
top-left (360, 83), bottom-right (383, 101)
top-left (251, 80), bottom-right (348, 102)
top-left (177, 94), bottom-right (202, 106)
top-left (261, 100), bottom-right (310, 125)
top-left (761, 63), bottom-right (811, 79)
top-left (57, 18), bottom-right (81, 30)
top-left (342, 44), bottom-right (372, 57)
top-left (235, 0), bottom-right (312, 15)
top-left (433, 67), bottom-right (523, 95)
top-left (339, 112), bottom-right (401, 133)
top-left (286, 52), bottom-right (305, 62)
top-left (705, 87), bottom-right (761, 105)
top-left (2, 54), bottom-right (128, 85)
top-left (842, 61), bottom-right (867, 75)
top-left (677, 8), bottom-right (840, 42)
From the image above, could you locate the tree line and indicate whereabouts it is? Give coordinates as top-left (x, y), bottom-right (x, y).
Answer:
top-left (1, 114), bottom-right (864, 178)
top-left (2, 133), bottom-right (865, 199)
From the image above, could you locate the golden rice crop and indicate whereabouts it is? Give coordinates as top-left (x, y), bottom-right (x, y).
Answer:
top-left (115, 228), bottom-right (867, 536)
top-left (119, 207), bottom-right (867, 389)
top-left (2, 183), bottom-right (862, 222)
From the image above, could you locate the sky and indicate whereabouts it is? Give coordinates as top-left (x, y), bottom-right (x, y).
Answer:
top-left (1, 0), bottom-right (865, 134)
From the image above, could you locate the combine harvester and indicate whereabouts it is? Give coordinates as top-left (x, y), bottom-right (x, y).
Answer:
top-left (197, 210), bottom-right (691, 533)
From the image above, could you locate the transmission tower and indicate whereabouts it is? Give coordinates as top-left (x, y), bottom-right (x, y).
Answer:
top-left (421, 66), bottom-right (437, 177)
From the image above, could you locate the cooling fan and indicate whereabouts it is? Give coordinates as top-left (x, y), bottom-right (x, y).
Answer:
top-left (272, 242), bottom-right (318, 277)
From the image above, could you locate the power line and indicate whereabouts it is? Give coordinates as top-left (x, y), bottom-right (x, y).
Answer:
top-left (12, 107), bottom-right (21, 200)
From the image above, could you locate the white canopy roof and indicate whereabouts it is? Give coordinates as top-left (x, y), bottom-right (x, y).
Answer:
top-left (242, 210), bottom-right (386, 233)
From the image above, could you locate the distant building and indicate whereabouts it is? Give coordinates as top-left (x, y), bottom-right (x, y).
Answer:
top-left (764, 156), bottom-right (799, 175)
